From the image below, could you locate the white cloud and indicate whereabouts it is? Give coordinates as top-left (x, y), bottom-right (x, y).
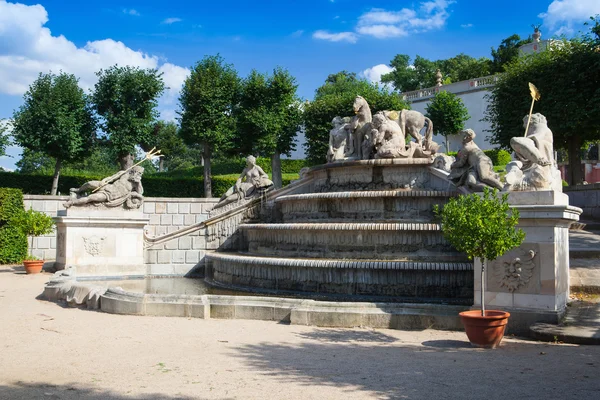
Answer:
top-left (0, 1), bottom-right (188, 120)
top-left (122, 9), bottom-right (140, 17)
top-left (461, 23), bottom-right (473, 28)
top-left (315, 0), bottom-right (454, 43)
top-left (291, 30), bottom-right (304, 38)
top-left (313, 30), bottom-right (358, 43)
top-left (356, 24), bottom-right (407, 38)
top-left (162, 17), bottom-right (182, 25)
top-left (539, 0), bottom-right (600, 34)
top-left (361, 64), bottom-right (394, 83)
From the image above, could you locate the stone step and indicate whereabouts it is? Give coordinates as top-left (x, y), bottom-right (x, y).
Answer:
top-left (205, 252), bottom-right (473, 303)
top-left (275, 190), bottom-right (456, 222)
top-left (239, 222), bottom-right (466, 260)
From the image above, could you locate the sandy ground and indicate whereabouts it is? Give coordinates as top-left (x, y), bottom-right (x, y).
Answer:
top-left (1, 267), bottom-right (600, 400)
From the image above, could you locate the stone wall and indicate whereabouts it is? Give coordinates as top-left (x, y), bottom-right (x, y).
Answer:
top-left (23, 195), bottom-right (218, 274)
top-left (565, 183), bottom-right (600, 220)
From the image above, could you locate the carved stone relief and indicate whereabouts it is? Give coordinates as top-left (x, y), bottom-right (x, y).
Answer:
top-left (489, 245), bottom-right (540, 293)
top-left (83, 236), bottom-right (106, 257)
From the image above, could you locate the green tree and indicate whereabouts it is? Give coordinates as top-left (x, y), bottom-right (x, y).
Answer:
top-left (0, 119), bottom-right (10, 158)
top-left (304, 74), bottom-right (409, 164)
top-left (179, 55), bottom-right (240, 197)
top-left (92, 65), bottom-right (165, 170)
top-left (12, 72), bottom-right (96, 195)
top-left (425, 91), bottom-right (470, 152)
top-left (382, 54), bottom-right (491, 92)
top-left (486, 35), bottom-right (600, 184)
top-left (143, 121), bottom-right (194, 172)
top-left (490, 34), bottom-right (532, 73)
top-left (235, 67), bottom-right (302, 188)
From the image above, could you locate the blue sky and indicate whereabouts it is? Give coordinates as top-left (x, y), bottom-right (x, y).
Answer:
top-left (1, 0), bottom-right (598, 170)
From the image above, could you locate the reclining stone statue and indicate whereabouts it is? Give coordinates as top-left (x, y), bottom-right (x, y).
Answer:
top-left (214, 155), bottom-right (274, 210)
top-left (448, 129), bottom-right (503, 191)
top-left (64, 166), bottom-right (145, 209)
top-left (504, 113), bottom-right (562, 191)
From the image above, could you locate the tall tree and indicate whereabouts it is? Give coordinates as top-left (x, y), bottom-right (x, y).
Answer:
top-left (490, 34), bottom-right (532, 73)
top-left (425, 91), bottom-right (470, 152)
top-left (12, 72), bottom-right (96, 195)
top-left (235, 67), bottom-right (302, 188)
top-left (304, 74), bottom-right (409, 164)
top-left (92, 65), bottom-right (165, 170)
top-left (179, 55), bottom-right (239, 197)
top-left (0, 119), bottom-right (10, 158)
top-left (486, 34), bottom-right (600, 184)
top-left (143, 121), bottom-right (192, 172)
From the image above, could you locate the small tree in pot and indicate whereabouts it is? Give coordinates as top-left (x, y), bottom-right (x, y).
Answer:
top-left (14, 208), bottom-right (55, 274)
top-left (434, 187), bottom-right (525, 348)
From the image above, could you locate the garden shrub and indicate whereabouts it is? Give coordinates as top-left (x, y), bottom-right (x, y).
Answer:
top-left (0, 188), bottom-right (28, 264)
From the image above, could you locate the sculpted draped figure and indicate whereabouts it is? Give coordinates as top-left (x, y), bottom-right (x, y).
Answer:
top-left (327, 116), bottom-right (355, 162)
top-left (448, 129), bottom-right (503, 192)
top-left (504, 113), bottom-right (562, 191)
top-left (64, 166), bottom-right (145, 209)
top-left (214, 155), bottom-right (274, 209)
top-left (326, 95), bottom-right (438, 162)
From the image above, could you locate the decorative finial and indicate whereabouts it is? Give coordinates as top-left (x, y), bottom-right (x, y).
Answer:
top-left (531, 24), bottom-right (542, 42)
top-left (435, 69), bottom-right (443, 87)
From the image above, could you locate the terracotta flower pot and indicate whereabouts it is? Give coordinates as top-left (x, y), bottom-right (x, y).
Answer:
top-left (459, 310), bottom-right (510, 349)
top-left (23, 260), bottom-right (44, 274)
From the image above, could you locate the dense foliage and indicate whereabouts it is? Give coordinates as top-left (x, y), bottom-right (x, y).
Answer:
top-left (303, 72), bottom-right (409, 164)
top-left (179, 55), bottom-right (240, 197)
top-left (0, 119), bottom-right (10, 158)
top-left (12, 72), bottom-right (97, 195)
top-left (381, 34), bottom-right (531, 92)
top-left (425, 91), bottom-right (470, 152)
top-left (234, 67), bottom-right (302, 188)
top-left (435, 188), bottom-right (525, 314)
top-left (0, 171), bottom-right (297, 198)
top-left (13, 208), bottom-right (55, 260)
top-left (0, 188), bottom-right (28, 264)
top-left (93, 65), bottom-right (165, 169)
top-left (142, 121), bottom-right (199, 172)
top-left (486, 32), bottom-right (600, 184)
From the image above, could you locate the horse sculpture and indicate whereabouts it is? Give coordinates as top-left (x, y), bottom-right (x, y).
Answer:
top-left (351, 95), bottom-right (373, 159)
top-left (384, 109), bottom-right (434, 151)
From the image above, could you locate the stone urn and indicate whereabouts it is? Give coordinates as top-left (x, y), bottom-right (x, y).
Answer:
top-left (459, 310), bottom-right (510, 348)
top-left (23, 259), bottom-right (44, 274)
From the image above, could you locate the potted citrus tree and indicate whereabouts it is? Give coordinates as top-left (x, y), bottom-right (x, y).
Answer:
top-left (14, 208), bottom-right (55, 274)
top-left (434, 187), bottom-right (525, 348)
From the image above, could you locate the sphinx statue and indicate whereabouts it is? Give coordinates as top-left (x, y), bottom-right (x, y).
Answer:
top-left (504, 113), bottom-right (562, 191)
top-left (214, 155), bottom-right (274, 210)
top-left (64, 166), bottom-right (145, 209)
top-left (448, 129), bottom-right (503, 191)
top-left (327, 116), bottom-right (355, 162)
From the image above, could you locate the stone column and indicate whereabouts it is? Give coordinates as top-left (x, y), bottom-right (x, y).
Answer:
top-left (54, 208), bottom-right (149, 276)
top-left (473, 191), bottom-right (581, 332)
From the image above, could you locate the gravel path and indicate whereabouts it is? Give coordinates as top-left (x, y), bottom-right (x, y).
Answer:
top-left (1, 267), bottom-right (599, 400)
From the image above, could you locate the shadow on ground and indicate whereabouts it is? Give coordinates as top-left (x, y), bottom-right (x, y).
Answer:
top-left (0, 381), bottom-right (234, 400)
top-left (232, 333), bottom-right (600, 400)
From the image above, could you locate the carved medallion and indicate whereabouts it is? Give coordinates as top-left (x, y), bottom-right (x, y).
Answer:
top-left (83, 236), bottom-right (106, 257)
top-left (492, 249), bottom-right (537, 292)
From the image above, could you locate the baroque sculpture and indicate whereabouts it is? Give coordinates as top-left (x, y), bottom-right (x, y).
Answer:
top-left (214, 155), bottom-right (274, 210)
top-left (64, 166), bottom-right (145, 209)
top-left (327, 95), bottom-right (437, 162)
top-left (448, 129), bottom-right (503, 191)
top-left (327, 116), bottom-right (354, 162)
top-left (504, 113), bottom-right (562, 192)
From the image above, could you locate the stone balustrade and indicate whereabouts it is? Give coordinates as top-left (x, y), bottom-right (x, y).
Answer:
top-left (402, 75), bottom-right (500, 102)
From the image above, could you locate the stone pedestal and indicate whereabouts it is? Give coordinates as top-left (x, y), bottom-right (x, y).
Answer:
top-left (473, 191), bottom-right (582, 331)
top-left (54, 208), bottom-right (149, 276)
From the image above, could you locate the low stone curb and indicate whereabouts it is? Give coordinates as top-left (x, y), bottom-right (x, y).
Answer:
top-left (530, 323), bottom-right (600, 345)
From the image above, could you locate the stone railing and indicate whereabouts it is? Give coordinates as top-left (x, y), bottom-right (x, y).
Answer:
top-left (402, 75), bottom-right (500, 102)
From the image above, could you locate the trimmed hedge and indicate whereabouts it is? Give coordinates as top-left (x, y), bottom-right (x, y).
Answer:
top-left (0, 172), bottom-right (297, 198)
top-left (446, 149), bottom-right (511, 166)
top-left (0, 188), bottom-right (27, 264)
top-left (156, 158), bottom-right (311, 178)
